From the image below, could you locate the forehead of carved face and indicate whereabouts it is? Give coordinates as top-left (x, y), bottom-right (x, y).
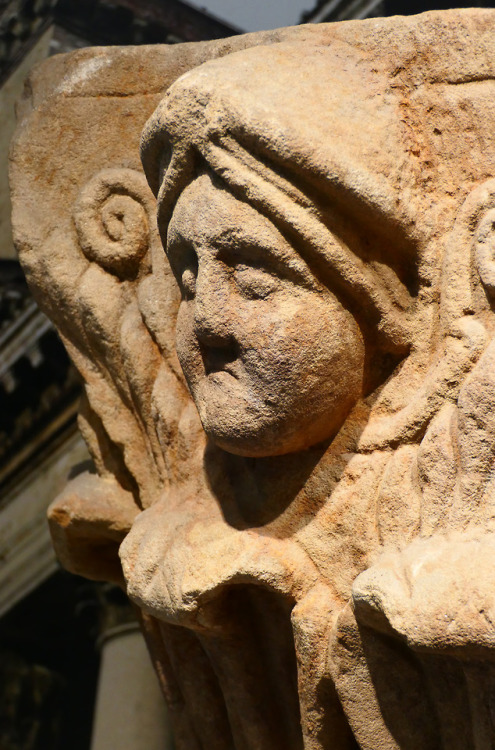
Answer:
top-left (166, 172), bottom-right (365, 457)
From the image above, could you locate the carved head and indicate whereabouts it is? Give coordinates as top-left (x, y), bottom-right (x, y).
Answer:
top-left (141, 44), bottom-right (423, 457)
top-left (165, 170), bottom-right (368, 457)
top-left (141, 41), bottom-right (495, 458)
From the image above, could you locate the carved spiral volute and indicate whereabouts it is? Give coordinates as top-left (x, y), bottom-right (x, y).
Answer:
top-left (74, 168), bottom-right (155, 279)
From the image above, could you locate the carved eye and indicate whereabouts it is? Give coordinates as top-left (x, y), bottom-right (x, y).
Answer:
top-left (234, 264), bottom-right (279, 299)
top-left (181, 266), bottom-right (197, 299)
top-left (173, 248), bottom-right (198, 300)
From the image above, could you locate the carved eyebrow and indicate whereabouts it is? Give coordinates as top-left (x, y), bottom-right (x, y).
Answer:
top-left (219, 239), bottom-right (304, 279)
top-left (212, 225), bottom-right (317, 287)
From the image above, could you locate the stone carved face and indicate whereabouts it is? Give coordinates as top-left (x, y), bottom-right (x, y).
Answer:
top-left (142, 43), bottom-right (421, 461)
top-left (167, 173), bottom-right (365, 457)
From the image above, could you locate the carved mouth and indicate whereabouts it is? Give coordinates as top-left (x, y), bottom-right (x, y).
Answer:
top-left (201, 344), bottom-right (239, 379)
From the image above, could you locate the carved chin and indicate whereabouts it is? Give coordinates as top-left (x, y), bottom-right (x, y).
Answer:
top-left (201, 421), bottom-right (309, 458)
top-left (192, 380), bottom-right (349, 458)
top-left (194, 386), bottom-right (288, 458)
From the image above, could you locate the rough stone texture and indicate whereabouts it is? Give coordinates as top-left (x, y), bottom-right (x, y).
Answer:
top-left (9, 9), bottom-right (495, 748)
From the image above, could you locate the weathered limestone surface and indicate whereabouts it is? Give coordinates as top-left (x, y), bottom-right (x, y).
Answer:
top-left (10, 9), bottom-right (495, 748)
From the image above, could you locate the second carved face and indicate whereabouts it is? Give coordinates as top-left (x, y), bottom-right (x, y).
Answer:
top-left (166, 172), bottom-right (365, 457)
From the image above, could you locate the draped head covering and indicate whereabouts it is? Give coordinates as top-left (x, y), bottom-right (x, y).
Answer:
top-left (140, 18), bottom-right (495, 448)
top-left (140, 33), bottom-right (495, 360)
top-left (141, 42), bottom-right (423, 356)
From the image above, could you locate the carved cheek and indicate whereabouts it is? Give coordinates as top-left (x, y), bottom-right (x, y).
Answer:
top-left (231, 295), bottom-right (316, 387)
top-left (256, 292), bottom-right (362, 394)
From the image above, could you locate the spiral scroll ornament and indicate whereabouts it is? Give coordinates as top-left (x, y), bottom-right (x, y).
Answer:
top-left (74, 168), bottom-right (155, 279)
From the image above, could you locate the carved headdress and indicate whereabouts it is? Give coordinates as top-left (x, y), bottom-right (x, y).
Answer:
top-left (141, 43), bottom-right (418, 359)
top-left (140, 39), bottom-right (495, 451)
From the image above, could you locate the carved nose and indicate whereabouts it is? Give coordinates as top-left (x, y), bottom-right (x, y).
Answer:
top-left (192, 267), bottom-right (232, 349)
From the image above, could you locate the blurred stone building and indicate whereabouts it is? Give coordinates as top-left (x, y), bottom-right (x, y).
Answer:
top-left (0, 2), bottom-right (237, 749)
